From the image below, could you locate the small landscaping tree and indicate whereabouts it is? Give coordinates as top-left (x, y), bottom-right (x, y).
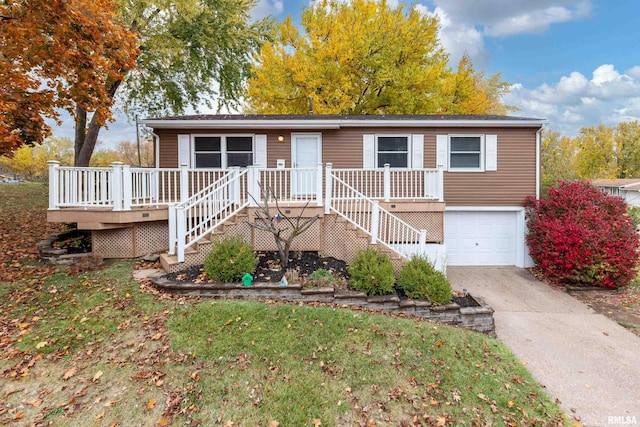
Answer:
top-left (525, 180), bottom-right (640, 288)
top-left (248, 183), bottom-right (320, 269)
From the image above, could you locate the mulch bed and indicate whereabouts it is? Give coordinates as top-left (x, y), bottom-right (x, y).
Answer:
top-left (163, 251), bottom-right (480, 307)
top-left (165, 251), bottom-right (349, 284)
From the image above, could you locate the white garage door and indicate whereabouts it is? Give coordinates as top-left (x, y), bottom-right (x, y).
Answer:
top-left (445, 211), bottom-right (518, 265)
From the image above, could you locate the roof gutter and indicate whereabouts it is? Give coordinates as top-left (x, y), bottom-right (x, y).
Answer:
top-left (140, 118), bottom-right (548, 130)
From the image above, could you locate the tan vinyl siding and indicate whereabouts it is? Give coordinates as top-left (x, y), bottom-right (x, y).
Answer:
top-left (433, 127), bottom-right (537, 206)
top-left (153, 125), bottom-right (538, 206)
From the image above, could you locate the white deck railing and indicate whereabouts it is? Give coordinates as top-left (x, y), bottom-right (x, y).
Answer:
top-left (47, 161), bottom-right (443, 211)
top-left (48, 166), bottom-right (114, 208)
top-left (253, 165), bottom-right (324, 206)
top-left (169, 168), bottom-right (249, 262)
top-left (331, 165), bottom-right (443, 202)
top-left (327, 171), bottom-right (428, 260)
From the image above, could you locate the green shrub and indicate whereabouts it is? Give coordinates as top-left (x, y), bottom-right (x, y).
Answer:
top-left (348, 248), bottom-right (395, 295)
top-left (397, 257), bottom-right (452, 305)
top-left (307, 268), bottom-right (336, 285)
top-left (204, 237), bottom-right (258, 282)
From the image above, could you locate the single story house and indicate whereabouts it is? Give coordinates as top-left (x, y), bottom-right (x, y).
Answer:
top-left (591, 178), bottom-right (640, 207)
top-left (47, 114), bottom-right (545, 273)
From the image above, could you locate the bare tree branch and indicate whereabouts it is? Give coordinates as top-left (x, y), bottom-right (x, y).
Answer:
top-left (247, 182), bottom-right (320, 269)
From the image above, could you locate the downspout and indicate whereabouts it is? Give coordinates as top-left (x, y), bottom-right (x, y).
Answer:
top-left (535, 127), bottom-right (543, 199)
top-left (150, 129), bottom-right (160, 168)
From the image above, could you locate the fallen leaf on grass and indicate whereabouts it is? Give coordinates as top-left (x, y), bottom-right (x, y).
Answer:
top-left (35, 341), bottom-right (47, 349)
top-left (92, 370), bottom-right (103, 382)
top-left (148, 399), bottom-right (156, 410)
top-left (312, 419), bottom-right (322, 426)
top-left (158, 418), bottom-right (169, 427)
top-left (269, 421), bottom-right (279, 427)
top-left (63, 368), bottom-right (76, 380)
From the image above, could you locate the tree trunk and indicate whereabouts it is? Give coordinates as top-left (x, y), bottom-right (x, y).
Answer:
top-left (73, 79), bottom-right (123, 167)
top-left (74, 111), bottom-right (102, 167)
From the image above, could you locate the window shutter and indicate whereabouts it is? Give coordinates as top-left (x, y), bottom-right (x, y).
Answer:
top-left (178, 134), bottom-right (190, 167)
top-left (363, 134), bottom-right (375, 168)
top-left (254, 134), bottom-right (267, 167)
top-left (411, 134), bottom-right (424, 169)
top-left (485, 134), bottom-right (497, 171)
top-left (436, 135), bottom-right (448, 170)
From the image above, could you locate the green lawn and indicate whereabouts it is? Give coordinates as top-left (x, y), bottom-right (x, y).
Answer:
top-left (0, 183), bottom-right (568, 426)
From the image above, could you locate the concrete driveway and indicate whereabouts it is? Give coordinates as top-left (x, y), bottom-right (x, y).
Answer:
top-left (448, 267), bottom-right (640, 427)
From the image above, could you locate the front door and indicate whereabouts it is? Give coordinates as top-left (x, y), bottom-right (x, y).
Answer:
top-left (291, 133), bottom-right (321, 197)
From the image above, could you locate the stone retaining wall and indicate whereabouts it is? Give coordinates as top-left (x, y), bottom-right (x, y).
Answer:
top-left (151, 278), bottom-right (495, 335)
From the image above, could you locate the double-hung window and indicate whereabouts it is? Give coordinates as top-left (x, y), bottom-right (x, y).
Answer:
top-left (376, 136), bottom-right (409, 168)
top-left (193, 135), bottom-right (253, 168)
top-left (437, 134), bottom-right (496, 172)
top-left (449, 135), bottom-right (483, 170)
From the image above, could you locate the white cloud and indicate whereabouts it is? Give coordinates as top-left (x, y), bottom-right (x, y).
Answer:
top-left (413, 1), bottom-right (592, 65)
top-left (505, 64), bottom-right (640, 135)
top-left (418, 6), bottom-right (485, 65)
top-left (251, 0), bottom-right (284, 20)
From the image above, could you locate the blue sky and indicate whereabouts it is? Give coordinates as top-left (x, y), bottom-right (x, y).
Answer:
top-left (52, 0), bottom-right (640, 146)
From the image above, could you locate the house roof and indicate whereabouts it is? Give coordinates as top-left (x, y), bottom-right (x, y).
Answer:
top-left (592, 178), bottom-right (640, 189)
top-left (140, 114), bottom-right (547, 130)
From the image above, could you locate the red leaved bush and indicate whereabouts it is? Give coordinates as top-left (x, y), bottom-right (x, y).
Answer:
top-left (525, 180), bottom-right (640, 288)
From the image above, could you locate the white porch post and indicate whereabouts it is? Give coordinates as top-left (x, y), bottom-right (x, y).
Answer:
top-left (419, 229), bottom-right (427, 254)
top-left (168, 205), bottom-right (177, 255)
top-left (47, 160), bottom-right (60, 210)
top-left (247, 165), bottom-right (259, 207)
top-left (180, 163), bottom-right (189, 203)
top-left (437, 167), bottom-right (444, 202)
top-left (230, 167), bottom-right (241, 207)
top-left (324, 163), bottom-right (333, 214)
top-left (122, 165), bottom-right (132, 210)
top-left (316, 162), bottom-right (323, 206)
top-left (176, 206), bottom-right (186, 263)
top-left (370, 200), bottom-right (380, 244)
top-left (383, 163), bottom-right (391, 202)
top-left (110, 162), bottom-right (123, 211)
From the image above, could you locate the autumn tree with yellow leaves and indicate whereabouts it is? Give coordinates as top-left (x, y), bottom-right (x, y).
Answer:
top-left (246, 0), bottom-right (511, 115)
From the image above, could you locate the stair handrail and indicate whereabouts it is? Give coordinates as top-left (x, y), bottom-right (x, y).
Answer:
top-left (170, 168), bottom-right (249, 262)
top-left (328, 172), bottom-right (428, 260)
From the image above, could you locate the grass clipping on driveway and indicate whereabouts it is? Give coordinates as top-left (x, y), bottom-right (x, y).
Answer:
top-left (0, 183), bottom-right (566, 426)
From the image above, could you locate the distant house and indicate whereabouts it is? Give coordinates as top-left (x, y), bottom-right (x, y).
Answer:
top-left (591, 179), bottom-right (640, 207)
top-left (46, 114), bottom-right (545, 272)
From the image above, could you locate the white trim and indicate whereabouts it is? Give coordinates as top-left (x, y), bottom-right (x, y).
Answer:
top-left (291, 132), bottom-right (322, 168)
top-left (254, 134), bottom-right (267, 168)
top-left (141, 118), bottom-right (547, 130)
top-left (485, 134), bottom-right (498, 171)
top-left (374, 134), bottom-right (410, 168)
top-left (536, 128), bottom-right (542, 199)
top-left (411, 134), bottom-right (424, 169)
top-left (447, 134), bottom-right (485, 172)
top-left (177, 134), bottom-right (191, 167)
top-left (445, 206), bottom-right (525, 212)
top-left (444, 207), bottom-right (529, 267)
top-left (363, 134), bottom-right (375, 168)
top-left (191, 134), bottom-right (255, 168)
top-left (436, 135), bottom-right (448, 169)
top-left (150, 130), bottom-right (160, 168)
